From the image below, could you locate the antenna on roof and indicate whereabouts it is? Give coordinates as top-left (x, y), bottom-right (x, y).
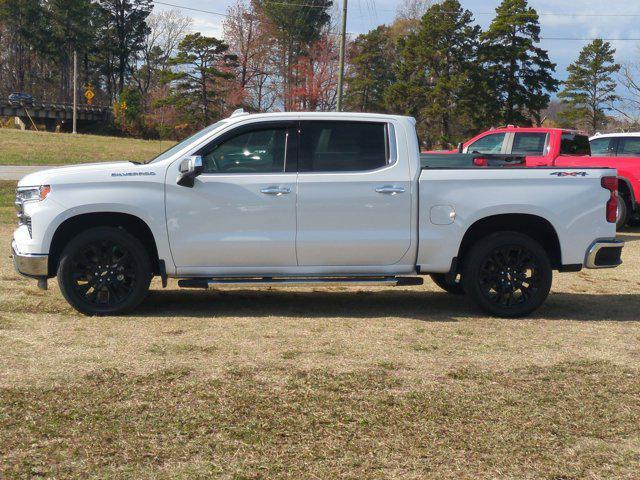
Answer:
top-left (230, 108), bottom-right (249, 118)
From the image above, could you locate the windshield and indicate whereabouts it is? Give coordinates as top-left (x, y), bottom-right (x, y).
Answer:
top-left (148, 121), bottom-right (227, 163)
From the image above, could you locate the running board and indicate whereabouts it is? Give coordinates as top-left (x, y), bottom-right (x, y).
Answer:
top-left (178, 276), bottom-right (423, 289)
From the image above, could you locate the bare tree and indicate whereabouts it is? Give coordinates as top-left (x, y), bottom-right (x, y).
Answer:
top-left (617, 61), bottom-right (640, 124)
top-left (223, 0), bottom-right (278, 111)
top-left (133, 9), bottom-right (192, 100)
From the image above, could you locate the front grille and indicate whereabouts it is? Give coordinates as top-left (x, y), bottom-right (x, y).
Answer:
top-left (25, 216), bottom-right (32, 237)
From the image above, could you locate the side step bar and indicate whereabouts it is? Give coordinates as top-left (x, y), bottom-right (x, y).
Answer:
top-left (178, 276), bottom-right (424, 289)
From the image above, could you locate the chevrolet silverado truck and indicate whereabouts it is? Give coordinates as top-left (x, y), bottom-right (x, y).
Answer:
top-left (461, 125), bottom-right (640, 229)
top-left (12, 111), bottom-right (623, 317)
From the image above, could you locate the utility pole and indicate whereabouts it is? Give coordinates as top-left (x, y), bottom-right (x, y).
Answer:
top-left (336, 0), bottom-right (347, 111)
top-left (72, 50), bottom-right (78, 134)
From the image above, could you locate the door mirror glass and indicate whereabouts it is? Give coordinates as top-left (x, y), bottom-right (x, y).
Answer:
top-left (177, 155), bottom-right (203, 187)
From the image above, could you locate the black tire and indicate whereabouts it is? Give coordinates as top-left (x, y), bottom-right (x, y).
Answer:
top-left (430, 273), bottom-right (465, 295)
top-left (57, 227), bottom-right (152, 315)
top-left (462, 232), bottom-right (552, 318)
top-left (616, 196), bottom-right (629, 231)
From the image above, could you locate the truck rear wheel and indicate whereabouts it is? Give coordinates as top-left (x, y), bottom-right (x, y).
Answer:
top-left (462, 232), bottom-right (552, 318)
top-left (616, 196), bottom-right (629, 230)
top-left (57, 227), bottom-right (152, 316)
top-left (430, 273), bottom-right (465, 295)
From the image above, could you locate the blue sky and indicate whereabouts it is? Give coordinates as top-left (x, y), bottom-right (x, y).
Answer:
top-left (153, 0), bottom-right (640, 84)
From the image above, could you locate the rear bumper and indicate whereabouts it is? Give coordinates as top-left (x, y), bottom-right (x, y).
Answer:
top-left (11, 240), bottom-right (48, 277)
top-left (585, 239), bottom-right (624, 269)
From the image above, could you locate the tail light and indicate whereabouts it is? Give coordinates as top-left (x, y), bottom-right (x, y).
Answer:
top-left (473, 157), bottom-right (487, 166)
top-left (601, 176), bottom-right (618, 223)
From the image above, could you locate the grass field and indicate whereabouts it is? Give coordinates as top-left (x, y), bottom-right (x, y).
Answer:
top-left (1, 181), bottom-right (640, 478)
top-left (0, 128), bottom-right (174, 165)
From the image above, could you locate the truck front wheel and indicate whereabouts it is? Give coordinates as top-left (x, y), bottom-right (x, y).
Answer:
top-left (57, 227), bottom-right (152, 316)
top-left (462, 232), bottom-right (552, 318)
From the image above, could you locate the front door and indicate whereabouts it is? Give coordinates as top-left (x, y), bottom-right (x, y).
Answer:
top-left (166, 121), bottom-right (298, 272)
top-left (296, 120), bottom-right (412, 266)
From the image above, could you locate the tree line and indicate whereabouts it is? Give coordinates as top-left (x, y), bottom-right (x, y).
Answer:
top-left (0, 0), bottom-right (637, 145)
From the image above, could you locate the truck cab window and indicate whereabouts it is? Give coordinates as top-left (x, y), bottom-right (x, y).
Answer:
top-left (201, 128), bottom-right (287, 173)
top-left (299, 121), bottom-right (388, 172)
top-left (466, 133), bottom-right (506, 154)
top-left (560, 133), bottom-right (590, 155)
top-left (590, 137), bottom-right (615, 156)
top-left (617, 137), bottom-right (640, 157)
top-left (511, 132), bottom-right (546, 155)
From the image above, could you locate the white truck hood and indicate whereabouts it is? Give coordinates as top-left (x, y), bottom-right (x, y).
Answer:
top-left (18, 161), bottom-right (159, 186)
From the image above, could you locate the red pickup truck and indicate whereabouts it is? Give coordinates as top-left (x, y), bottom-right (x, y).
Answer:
top-left (460, 126), bottom-right (640, 229)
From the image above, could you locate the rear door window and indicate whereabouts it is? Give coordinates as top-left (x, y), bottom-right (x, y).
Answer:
top-left (560, 133), bottom-right (591, 155)
top-left (617, 137), bottom-right (640, 157)
top-left (590, 137), bottom-right (616, 156)
top-left (511, 132), bottom-right (547, 155)
top-left (466, 133), bottom-right (506, 154)
top-left (299, 121), bottom-right (389, 172)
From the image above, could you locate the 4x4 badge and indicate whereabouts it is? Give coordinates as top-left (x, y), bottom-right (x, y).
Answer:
top-left (550, 171), bottom-right (588, 177)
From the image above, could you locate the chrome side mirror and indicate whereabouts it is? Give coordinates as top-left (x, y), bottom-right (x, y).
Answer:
top-left (177, 155), bottom-right (203, 187)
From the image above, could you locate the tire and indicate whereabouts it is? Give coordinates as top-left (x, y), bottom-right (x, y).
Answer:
top-left (616, 196), bottom-right (629, 231)
top-left (462, 232), bottom-right (552, 318)
top-left (430, 273), bottom-right (465, 295)
top-left (57, 226), bottom-right (152, 315)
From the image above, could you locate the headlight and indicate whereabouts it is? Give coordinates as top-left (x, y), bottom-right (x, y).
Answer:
top-left (16, 185), bottom-right (51, 204)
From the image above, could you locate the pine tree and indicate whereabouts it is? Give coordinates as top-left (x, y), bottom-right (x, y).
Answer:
top-left (96, 0), bottom-right (152, 99)
top-left (258, 0), bottom-right (332, 110)
top-left (481, 0), bottom-right (558, 126)
top-left (385, 0), bottom-right (480, 147)
top-left (343, 25), bottom-right (395, 113)
top-left (160, 33), bottom-right (238, 128)
top-left (558, 39), bottom-right (620, 133)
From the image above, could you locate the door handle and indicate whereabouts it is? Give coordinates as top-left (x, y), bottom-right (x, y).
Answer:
top-left (260, 186), bottom-right (291, 195)
top-left (375, 186), bottom-right (405, 195)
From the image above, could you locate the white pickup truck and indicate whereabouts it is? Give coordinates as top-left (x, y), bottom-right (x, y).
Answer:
top-left (12, 111), bottom-right (623, 317)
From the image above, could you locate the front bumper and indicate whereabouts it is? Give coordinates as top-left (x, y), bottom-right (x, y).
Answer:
top-left (585, 239), bottom-right (624, 269)
top-left (11, 240), bottom-right (48, 277)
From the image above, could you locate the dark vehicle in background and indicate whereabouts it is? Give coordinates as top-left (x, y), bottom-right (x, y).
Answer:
top-left (8, 92), bottom-right (34, 107)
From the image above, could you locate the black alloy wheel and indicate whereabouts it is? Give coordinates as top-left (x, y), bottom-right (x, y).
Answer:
top-left (463, 232), bottom-right (552, 318)
top-left (58, 227), bottom-right (151, 315)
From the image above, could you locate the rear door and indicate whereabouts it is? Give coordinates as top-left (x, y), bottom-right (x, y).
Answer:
top-left (296, 120), bottom-right (412, 266)
top-left (508, 131), bottom-right (549, 165)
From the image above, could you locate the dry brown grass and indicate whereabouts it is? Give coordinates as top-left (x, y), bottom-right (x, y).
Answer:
top-left (1, 215), bottom-right (640, 478)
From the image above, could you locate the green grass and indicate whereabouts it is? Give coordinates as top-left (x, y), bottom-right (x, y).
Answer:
top-left (0, 181), bottom-right (16, 225)
top-left (0, 128), bottom-right (175, 165)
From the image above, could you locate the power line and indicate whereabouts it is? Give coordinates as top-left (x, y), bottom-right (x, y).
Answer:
top-left (151, 1), bottom-right (640, 41)
top-left (541, 37), bottom-right (640, 41)
top-left (153, 1), bottom-right (228, 17)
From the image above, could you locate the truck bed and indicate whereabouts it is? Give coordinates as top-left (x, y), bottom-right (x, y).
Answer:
top-left (420, 153), bottom-right (525, 168)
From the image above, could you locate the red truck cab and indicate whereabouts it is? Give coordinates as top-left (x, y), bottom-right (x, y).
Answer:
top-left (462, 126), bottom-right (640, 228)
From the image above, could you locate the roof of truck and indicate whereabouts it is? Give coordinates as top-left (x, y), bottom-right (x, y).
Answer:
top-left (590, 132), bottom-right (640, 139)
top-left (486, 125), bottom-right (583, 134)
top-left (225, 109), bottom-right (414, 123)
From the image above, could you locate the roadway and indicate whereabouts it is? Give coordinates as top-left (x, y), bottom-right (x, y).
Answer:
top-left (0, 165), bottom-right (53, 181)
